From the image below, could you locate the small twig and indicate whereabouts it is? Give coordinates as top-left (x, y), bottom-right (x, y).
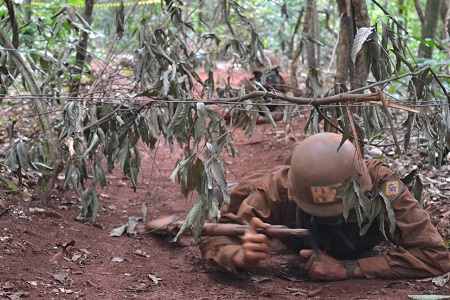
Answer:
top-left (428, 68), bottom-right (450, 104)
top-left (315, 107), bottom-right (344, 134)
top-left (371, 0), bottom-right (408, 33)
top-left (81, 101), bottom-right (124, 132)
top-left (377, 87), bottom-right (401, 155)
top-left (23, 240), bottom-right (41, 251)
top-left (347, 66), bottom-right (430, 95)
top-left (344, 103), bottom-right (366, 178)
top-left (238, 139), bottom-right (273, 146)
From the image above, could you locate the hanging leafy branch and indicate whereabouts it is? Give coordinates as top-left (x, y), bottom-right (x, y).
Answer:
top-left (1, 1), bottom-right (450, 235)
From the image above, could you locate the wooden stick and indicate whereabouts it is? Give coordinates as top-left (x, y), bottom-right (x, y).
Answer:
top-left (138, 216), bottom-right (309, 238)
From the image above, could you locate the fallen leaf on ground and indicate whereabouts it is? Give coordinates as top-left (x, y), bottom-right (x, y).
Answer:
top-left (26, 281), bottom-right (37, 286)
top-left (111, 256), bottom-right (124, 263)
top-left (147, 274), bottom-right (163, 285)
top-left (52, 272), bottom-right (68, 284)
top-left (432, 272), bottom-right (450, 287)
top-left (133, 249), bottom-right (150, 258)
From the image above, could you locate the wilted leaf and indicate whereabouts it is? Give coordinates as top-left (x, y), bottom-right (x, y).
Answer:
top-left (76, 186), bottom-right (98, 222)
top-left (380, 193), bottom-right (396, 237)
top-left (352, 27), bottom-right (375, 64)
top-left (169, 154), bottom-right (195, 182)
top-left (82, 132), bottom-right (98, 158)
top-left (116, 1), bottom-right (124, 38)
top-left (16, 140), bottom-right (30, 171)
top-left (194, 102), bottom-right (208, 147)
top-left (432, 272), bottom-right (450, 287)
top-left (91, 188), bottom-right (99, 223)
top-left (109, 224), bottom-right (128, 237)
top-left (147, 274), bottom-right (163, 285)
top-left (210, 157), bottom-right (227, 197)
top-left (4, 144), bottom-right (18, 171)
top-left (202, 33), bottom-right (221, 46)
top-left (111, 256), bottom-right (124, 263)
top-left (126, 216), bottom-right (141, 237)
top-left (7, 120), bottom-right (14, 141)
top-left (129, 146), bottom-right (141, 191)
top-left (63, 162), bottom-right (74, 191)
top-left (149, 43), bottom-right (173, 64)
top-left (168, 102), bottom-right (190, 136)
top-left (141, 198), bottom-right (148, 223)
top-left (52, 272), bottom-right (68, 283)
top-left (336, 176), bottom-right (356, 220)
top-left (92, 157), bottom-right (106, 187)
top-left (257, 104), bottom-right (276, 127)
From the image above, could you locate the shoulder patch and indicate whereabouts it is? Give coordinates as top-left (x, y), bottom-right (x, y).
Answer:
top-left (380, 174), bottom-right (405, 203)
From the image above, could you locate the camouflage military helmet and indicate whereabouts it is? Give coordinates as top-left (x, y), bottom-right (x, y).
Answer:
top-left (287, 133), bottom-right (373, 217)
top-left (251, 50), bottom-right (280, 72)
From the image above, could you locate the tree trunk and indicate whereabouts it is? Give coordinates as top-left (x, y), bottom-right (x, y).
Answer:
top-left (351, 0), bottom-right (370, 89)
top-left (24, 0), bottom-right (32, 23)
top-left (418, 0), bottom-right (442, 59)
top-left (289, 8), bottom-right (305, 93)
top-left (441, 0), bottom-right (450, 36)
top-left (69, 0), bottom-right (95, 97)
top-left (303, 0), bottom-right (322, 97)
top-left (4, 0), bottom-right (19, 48)
top-left (414, 0), bottom-right (425, 24)
top-left (305, 0), bottom-right (318, 69)
top-left (335, 0), bottom-right (355, 88)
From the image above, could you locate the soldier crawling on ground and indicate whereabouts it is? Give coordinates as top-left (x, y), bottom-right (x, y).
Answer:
top-left (199, 133), bottom-right (450, 281)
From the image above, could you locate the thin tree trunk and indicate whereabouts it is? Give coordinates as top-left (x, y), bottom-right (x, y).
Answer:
top-left (24, 0), bottom-right (32, 23)
top-left (4, 0), bottom-right (19, 48)
top-left (69, 0), bottom-right (95, 97)
top-left (305, 0), bottom-right (318, 69)
top-left (440, 0), bottom-right (450, 36)
top-left (303, 0), bottom-right (322, 97)
top-left (335, 0), bottom-right (354, 87)
top-left (289, 8), bottom-right (305, 92)
top-left (351, 0), bottom-right (370, 89)
top-left (418, 0), bottom-right (442, 59)
top-left (398, 0), bottom-right (404, 19)
top-left (414, 0), bottom-right (425, 24)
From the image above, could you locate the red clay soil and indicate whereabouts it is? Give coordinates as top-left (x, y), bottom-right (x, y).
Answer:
top-left (1, 118), bottom-right (450, 300)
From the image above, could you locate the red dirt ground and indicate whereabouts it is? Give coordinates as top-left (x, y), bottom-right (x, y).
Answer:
top-left (1, 118), bottom-right (450, 300)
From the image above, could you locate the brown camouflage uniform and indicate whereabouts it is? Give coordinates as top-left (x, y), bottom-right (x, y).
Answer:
top-left (199, 160), bottom-right (450, 279)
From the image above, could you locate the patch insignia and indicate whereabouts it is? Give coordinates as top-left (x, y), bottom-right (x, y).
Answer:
top-left (381, 175), bottom-right (405, 203)
top-left (385, 181), bottom-right (399, 196)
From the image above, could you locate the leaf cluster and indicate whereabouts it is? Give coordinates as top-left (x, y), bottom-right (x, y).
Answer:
top-left (336, 176), bottom-right (396, 240)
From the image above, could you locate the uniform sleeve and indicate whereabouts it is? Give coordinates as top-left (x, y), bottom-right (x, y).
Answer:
top-left (199, 165), bottom-right (296, 274)
top-left (357, 160), bottom-right (450, 279)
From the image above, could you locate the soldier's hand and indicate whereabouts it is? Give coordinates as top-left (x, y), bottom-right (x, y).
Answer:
top-left (298, 249), bottom-right (353, 281)
top-left (232, 217), bottom-right (272, 270)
